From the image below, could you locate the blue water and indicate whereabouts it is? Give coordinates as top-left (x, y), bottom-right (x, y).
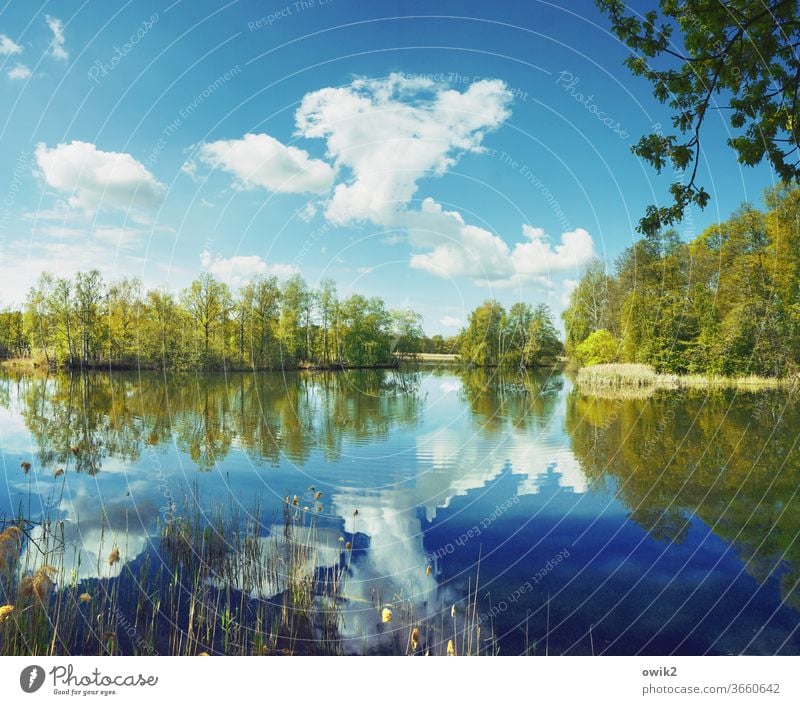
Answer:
top-left (1, 367), bottom-right (798, 654)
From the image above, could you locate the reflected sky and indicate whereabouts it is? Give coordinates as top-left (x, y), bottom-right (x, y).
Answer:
top-left (1, 367), bottom-right (798, 654)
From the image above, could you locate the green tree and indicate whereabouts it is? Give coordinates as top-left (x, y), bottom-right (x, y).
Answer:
top-left (278, 274), bottom-right (308, 364)
top-left (459, 300), bottom-right (507, 366)
top-left (390, 308), bottom-right (424, 354)
top-left (597, 0), bottom-right (800, 235)
top-left (574, 329), bottom-right (619, 366)
top-left (74, 270), bottom-right (106, 367)
top-left (181, 273), bottom-right (232, 366)
top-left (524, 304), bottom-right (563, 366)
top-left (107, 277), bottom-right (143, 364)
top-left (562, 259), bottom-right (615, 353)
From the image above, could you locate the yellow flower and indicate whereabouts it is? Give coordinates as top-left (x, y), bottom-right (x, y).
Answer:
top-left (447, 639), bottom-right (455, 656)
top-left (425, 565), bottom-right (432, 577)
top-left (108, 547), bottom-right (120, 566)
top-left (411, 627), bottom-right (420, 652)
top-left (0, 604), bottom-right (14, 622)
top-left (78, 592), bottom-right (91, 604)
top-left (381, 607), bottom-right (392, 623)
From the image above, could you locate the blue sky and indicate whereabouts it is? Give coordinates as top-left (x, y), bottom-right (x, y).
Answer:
top-left (0, 0), bottom-right (779, 334)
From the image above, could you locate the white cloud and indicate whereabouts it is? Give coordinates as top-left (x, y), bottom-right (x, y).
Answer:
top-left (45, 15), bottom-right (68, 61)
top-left (190, 74), bottom-right (594, 287)
top-left (197, 133), bottom-right (335, 194)
top-left (35, 141), bottom-right (166, 215)
top-left (7, 63), bottom-right (31, 80)
top-left (200, 250), bottom-right (299, 286)
top-left (295, 73), bottom-right (512, 224)
top-left (406, 198), bottom-right (594, 286)
top-left (0, 35), bottom-right (23, 55)
top-left (439, 315), bottom-right (462, 328)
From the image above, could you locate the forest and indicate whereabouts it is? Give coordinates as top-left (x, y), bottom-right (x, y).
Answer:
top-left (0, 272), bottom-right (424, 370)
top-left (563, 185), bottom-right (800, 376)
top-left (0, 270), bottom-right (563, 371)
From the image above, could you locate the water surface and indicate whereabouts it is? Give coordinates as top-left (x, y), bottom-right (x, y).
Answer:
top-left (1, 366), bottom-right (798, 654)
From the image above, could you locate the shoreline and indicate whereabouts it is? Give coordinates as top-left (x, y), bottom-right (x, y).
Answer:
top-left (574, 363), bottom-right (800, 396)
top-left (0, 357), bottom-right (401, 374)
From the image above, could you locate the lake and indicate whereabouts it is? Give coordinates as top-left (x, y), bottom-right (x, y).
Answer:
top-left (1, 366), bottom-right (798, 655)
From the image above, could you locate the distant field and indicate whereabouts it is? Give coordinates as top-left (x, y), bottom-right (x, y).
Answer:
top-left (393, 352), bottom-right (461, 362)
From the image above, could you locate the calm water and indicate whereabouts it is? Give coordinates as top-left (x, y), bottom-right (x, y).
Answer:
top-left (1, 366), bottom-right (799, 655)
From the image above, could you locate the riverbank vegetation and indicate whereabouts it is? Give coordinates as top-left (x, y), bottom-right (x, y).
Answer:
top-left (0, 272), bottom-right (425, 371)
top-left (575, 363), bottom-right (800, 397)
top-left (564, 185), bottom-right (800, 378)
top-left (455, 301), bottom-right (562, 367)
top-left (0, 493), bottom-right (490, 656)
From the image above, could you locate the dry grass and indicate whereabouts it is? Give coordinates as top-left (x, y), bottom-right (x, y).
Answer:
top-left (576, 363), bottom-right (800, 396)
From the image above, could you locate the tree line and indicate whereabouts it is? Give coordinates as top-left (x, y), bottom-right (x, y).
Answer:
top-left (563, 184), bottom-right (800, 377)
top-left (0, 271), bottom-right (426, 370)
top-left (454, 300), bottom-right (563, 367)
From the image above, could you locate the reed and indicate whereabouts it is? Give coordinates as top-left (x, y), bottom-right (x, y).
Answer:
top-left (576, 363), bottom-right (800, 396)
top-left (1, 485), bottom-right (494, 656)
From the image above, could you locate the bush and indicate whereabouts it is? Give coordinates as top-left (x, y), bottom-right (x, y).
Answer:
top-left (574, 329), bottom-right (619, 366)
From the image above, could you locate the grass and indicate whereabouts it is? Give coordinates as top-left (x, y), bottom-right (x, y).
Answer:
top-left (575, 363), bottom-right (800, 396)
top-left (0, 489), bottom-right (495, 656)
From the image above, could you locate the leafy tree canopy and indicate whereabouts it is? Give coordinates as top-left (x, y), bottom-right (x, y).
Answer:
top-left (597, 0), bottom-right (800, 235)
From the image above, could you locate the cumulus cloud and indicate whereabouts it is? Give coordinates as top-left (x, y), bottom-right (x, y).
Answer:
top-left (35, 141), bottom-right (166, 215)
top-left (200, 250), bottom-right (298, 286)
top-left (295, 73), bottom-right (512, 224)
top-left (194, 74), bottom-right (595, 287)
top-left (45, 15), bottom-right (68, 60)
top-left (406, 198), bottom-right (594, 286)
top-left (0, 34), bottom-right (22, 55)
top-left (7, 63), bottom-right (31, 80)
top-left (196, 133), bottom-right (335, 194)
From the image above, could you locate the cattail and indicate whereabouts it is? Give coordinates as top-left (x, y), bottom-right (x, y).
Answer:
top-left (425, 565), bottom-right (432, 577)
top-left (54, 468), bottom-right (64, 478)
top-left (78, 592), bottom-right (92, 604)
top-left (69, 446), bottom-right (79, 456)
top-left (198, 652), bottom-right (210, 656)
top-left (345, 542), bottom-right (352, 550)
top-left (353, 509), bottom-right (359, 517)
top-left (447, 639), bottom-right (455, 656)
top-left (0, 604), bottom-right (13, 622)
top-left (314, 491), bottom-right (323, 500)
top-left (292, 496), bottom-right (300, 507)
top-left (108, 547), bottom-right (120, 566)
top-left (0, 526), bottom-right (23, 572)
top-left (451, 604), bottom-right (456, 619)
top-left (382, 607), bottom-right (392, 623)
top-left (31, 566), bottom-right (56, 604)
top-left (317, 505), bottom-right (323, 513)
top-left (303, 506), bottom-right (309, 511)
top-left (19, 575), bottom-right (34, 599)
top-left (411, 627), bottom-right (420, 651)
top-left (21, 461), bottom-right (31, 474)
